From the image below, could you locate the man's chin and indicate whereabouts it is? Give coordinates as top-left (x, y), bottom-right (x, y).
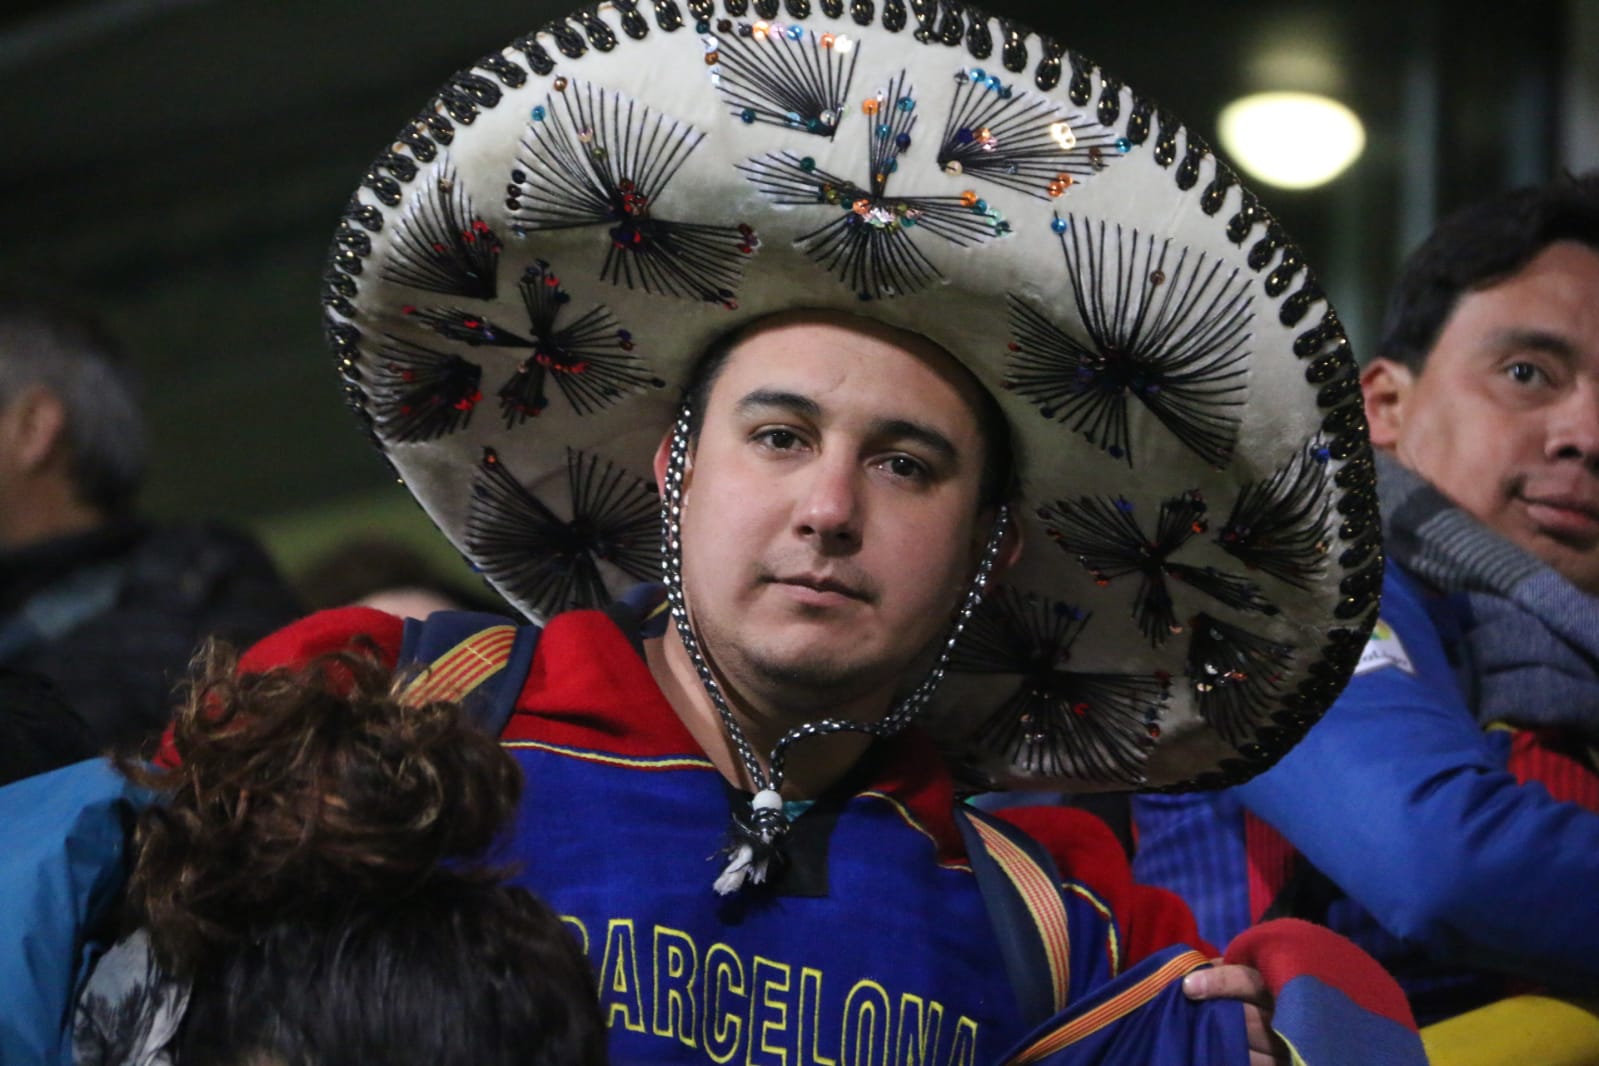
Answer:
top-left (739, 646), bottom-right (899, 707)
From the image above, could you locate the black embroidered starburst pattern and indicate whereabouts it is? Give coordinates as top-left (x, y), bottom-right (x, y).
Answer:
top-left (710, 20), bottom-right (859, 138)
top-left (1006, 218), bottom-right (1253, 467)
top-left (1039, 491), bottom-right (1275, 646)
top-left (1186, 613), bottom-right (1294, 748)
top-left (465, 447), bottom-right (660, 617)
top-left (949, 587), bottom-right (1165, 784)
top-left (509, 81), bottom-right (755, 306)
top-left (364, 336), bottom-right (483, 442)
top-left (1215, 439), bottom-right (1335, 590)
top-left (400, 260), bottom-right (664, 425)
top-left (739, 70), bottom-right (1006, 300)
top-left (935, 72), bottom-right (1120, 198)
top-left (382, 164), bottom-right (503, 299)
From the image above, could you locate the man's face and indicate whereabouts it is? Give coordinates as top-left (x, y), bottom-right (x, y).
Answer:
top-left (1364, 240), bottom-right (1599, 593)
top-left (661, 314), bottom-right (1004, 718)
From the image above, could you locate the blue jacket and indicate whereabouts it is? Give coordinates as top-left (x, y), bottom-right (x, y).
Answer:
top-left (0, 759), bottom-right (150, 1065)
top-left (1135, 564), bottom-right (1599, 1021)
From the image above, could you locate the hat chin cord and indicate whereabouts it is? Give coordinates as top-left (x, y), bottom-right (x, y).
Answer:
top-left (659, 405), bottom-right (1009, 894)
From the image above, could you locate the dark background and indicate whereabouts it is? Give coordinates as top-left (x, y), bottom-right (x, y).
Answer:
top-left (0, 0), bottom-right (1591, 575)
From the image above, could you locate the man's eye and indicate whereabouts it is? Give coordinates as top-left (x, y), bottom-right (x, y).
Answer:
top-left (885, 455), bottom-right (926, 479)
top-left (1506, 361), bottom-right (1545, 385)
top-left (759, 429), bottom-right (799, 449)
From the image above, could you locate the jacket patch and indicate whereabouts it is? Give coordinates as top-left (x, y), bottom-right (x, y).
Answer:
top-left (1354, 620), bottom-right (1415, 677)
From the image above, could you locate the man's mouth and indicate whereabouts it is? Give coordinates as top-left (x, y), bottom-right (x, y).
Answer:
top-left (1520, 492), bottom-right (1599, 544)
top-left (769, 573), bottom-right (872, 603)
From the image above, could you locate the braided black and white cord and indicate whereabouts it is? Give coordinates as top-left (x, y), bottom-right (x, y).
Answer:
top-left (659, 404), bottom-right (1009, 893)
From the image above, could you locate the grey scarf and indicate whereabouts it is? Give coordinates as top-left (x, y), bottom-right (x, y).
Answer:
top-left (1376, 450), bottom-right (1599, 737)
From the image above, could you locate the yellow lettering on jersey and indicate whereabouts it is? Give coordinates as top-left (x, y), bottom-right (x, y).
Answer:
top-left (946, 1016), bottom-right (980, 1066)
top-left (894, 993), bottom-right (944, 1066)
top-left (799, 967), bottom-right (839, 1066)
top-left (653, 925), bottom-right (699, 1048)
top-left (840, 980), bottom-right (891, 1066)
top-left (704, 943), bottom-right (747, 1064)
top-left (600, 918), bottom-right (646, 1032)
top-left (748, 956), bottom-right (792, 1066)
top-left (561, 915), bottom-right (589, 956)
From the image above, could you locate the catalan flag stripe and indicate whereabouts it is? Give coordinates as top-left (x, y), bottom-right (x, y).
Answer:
top-left (409, 627), bottom-right (516, 703)
top-left (399, 625), bottom-right (517, 706)
top-left (1007, 950), bottom-right (1212, 1064)
top-left (970, 817), bottom-right (1072, 1013)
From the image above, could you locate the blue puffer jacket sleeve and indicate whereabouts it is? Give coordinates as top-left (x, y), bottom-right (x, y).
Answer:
top-left (1236, 566), bottom-right (1599, 992)
top-left (0, 759), bottom-right (150, 1065)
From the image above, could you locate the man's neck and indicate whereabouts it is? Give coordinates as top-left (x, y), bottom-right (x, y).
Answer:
top-left (0, 480), bottom-right (107, 553)
top-left (644, 631), bottom-right (879, 800)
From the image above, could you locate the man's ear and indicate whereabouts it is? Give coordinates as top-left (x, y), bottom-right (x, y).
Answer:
top-left (0, 386), bottom-right (68, 474)
top-left (975, 505), bottom-right (1025, 580)
top-left (1360, 358), bottom-right (1414, 449)
top-left (652, 428), bottom-right (691, 493)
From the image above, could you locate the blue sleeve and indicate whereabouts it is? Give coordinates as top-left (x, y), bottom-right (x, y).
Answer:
top-left (1236, 566), bottom-right (1599, 991)
top-left (0, 759), bottom-right (150, 1065)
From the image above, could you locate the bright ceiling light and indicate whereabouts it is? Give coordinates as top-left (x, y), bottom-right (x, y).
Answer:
top-left (1217, 91), bottom-right (1366, 190)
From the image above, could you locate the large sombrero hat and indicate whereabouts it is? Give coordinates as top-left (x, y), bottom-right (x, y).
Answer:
top-left (323, 0), bottom-right (1381, 793)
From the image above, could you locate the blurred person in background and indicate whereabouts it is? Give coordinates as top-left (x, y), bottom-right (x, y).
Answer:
top-left (296, 534), bottom-right (507, 620)
top-left (0, 293), bottom-right (302, 752)
top-left (0, 666), bottom-right (94, 784)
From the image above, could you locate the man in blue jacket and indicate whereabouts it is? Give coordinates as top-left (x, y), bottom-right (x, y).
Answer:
top-left (1135, 172), bottom-right (1599, 1023)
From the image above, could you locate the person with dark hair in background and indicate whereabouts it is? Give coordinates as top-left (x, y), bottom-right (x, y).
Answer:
top-left (1135, 172), bottom-right (1599, 1024)
top-left (0, 295), bottom-right (303, 752)
top-left (71, 642), bottom-right (607, 1066)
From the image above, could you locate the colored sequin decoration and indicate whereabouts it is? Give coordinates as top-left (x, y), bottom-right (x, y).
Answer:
top-left (1005, 217), bottom-right (1252, 468)
top-left (399, 261), bottom-right (664, 424)
top-left (466, 447), bottom-right (660, 618)
top-left (948, 588), bottom-right (1165, 784)
top-left (1215, 438), bottom-right (1335, 589)
top-left (1038, 491), bottom-right (1275, 646)
top-left (738, 70), bottom-right (1004, 300)
top-left (382, 163), bottom-right (503, 299)
top-left (710, 19), bottom-right (858, 138)
top-left (1186, 613), bottom-right (1295, 748)
top-left (510, 81), bottom-right (751, 305)
top-left (365, 336), bottom-right (484, 442)
top-left (937, 77), bottom-right (1118, 200)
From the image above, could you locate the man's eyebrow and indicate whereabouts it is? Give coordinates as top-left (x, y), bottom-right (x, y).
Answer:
top-left (1494, 328), bottom-right (1579, 361)
top-left (872, 418), bottom-right (959, 465)
top-left (734, 389), bottom-right (821, 419)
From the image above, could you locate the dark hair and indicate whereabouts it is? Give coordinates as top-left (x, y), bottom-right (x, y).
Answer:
top-left (684, 315), bottom-right (1018, 509)
top-left (119, 644), bottom-right (606, 1066)
top-left (176, 883), bottom-right (605, 1066)
top-left (0, 294), bottom-right (145, 514)
top-left (1377, 171), bottom-right (1599, 371)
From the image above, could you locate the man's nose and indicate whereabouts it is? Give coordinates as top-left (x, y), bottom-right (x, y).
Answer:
top-left (793, 455), bottom-right (862, 548)
top-left (1547, 380), bottom-right (1599, 471)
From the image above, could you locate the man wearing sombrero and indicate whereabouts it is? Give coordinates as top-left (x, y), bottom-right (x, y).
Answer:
top-left (0, 2), bottom-right (1428, 1064)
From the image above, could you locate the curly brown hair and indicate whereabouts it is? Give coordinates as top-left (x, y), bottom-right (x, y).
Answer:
top-left (119, 640), bottom-right (524, 977)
